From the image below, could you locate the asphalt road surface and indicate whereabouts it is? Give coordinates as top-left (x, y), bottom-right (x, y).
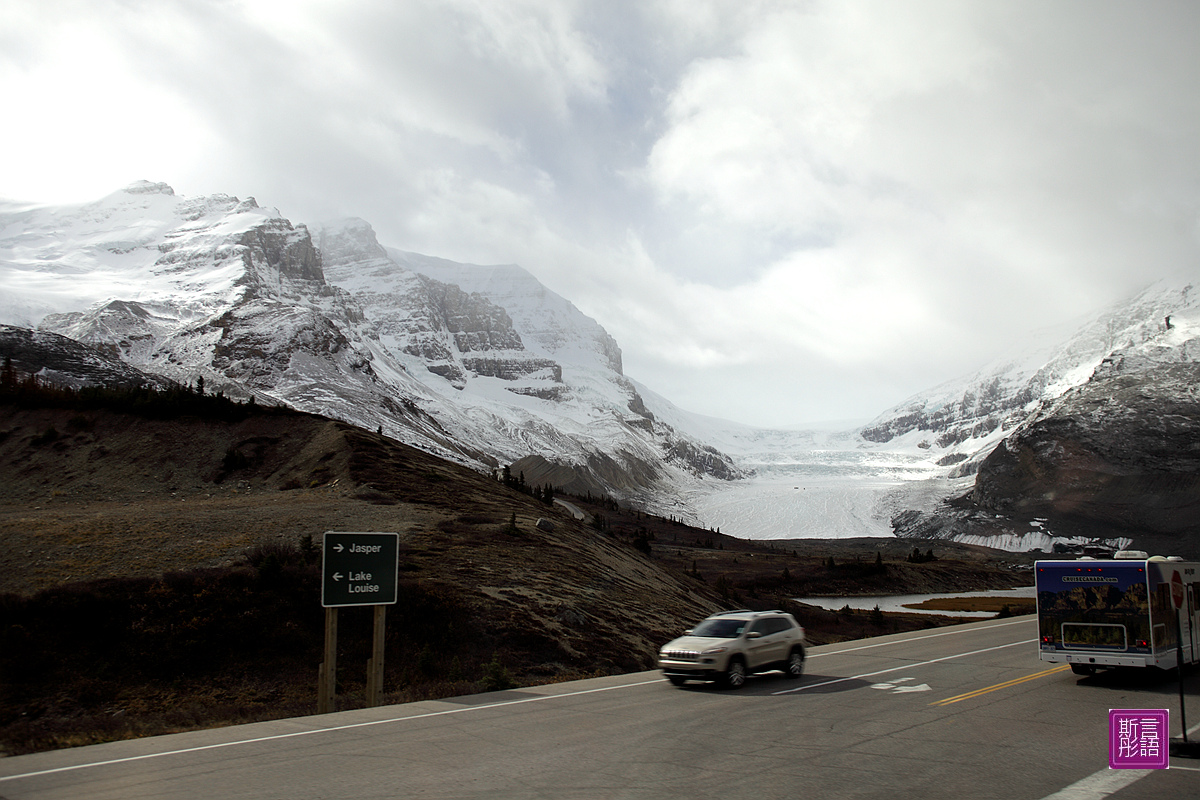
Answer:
top-left (3, 615), bottom-right (1199, 799)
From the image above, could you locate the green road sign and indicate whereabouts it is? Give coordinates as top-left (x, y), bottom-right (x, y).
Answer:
top-left (321, 531), bottom-right (399, 607)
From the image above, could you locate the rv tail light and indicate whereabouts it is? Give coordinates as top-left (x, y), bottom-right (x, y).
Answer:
top-left (1137, 639), bottom-right (1149, 647)
top-left (1041, 635), bottom-right (1054, 644)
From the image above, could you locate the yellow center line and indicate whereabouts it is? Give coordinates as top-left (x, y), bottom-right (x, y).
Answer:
top-left (930, 664), bottom-right (1073, 706)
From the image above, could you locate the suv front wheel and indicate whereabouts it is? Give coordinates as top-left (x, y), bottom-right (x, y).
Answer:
top-left (722, 657), bottom-right (747, 689)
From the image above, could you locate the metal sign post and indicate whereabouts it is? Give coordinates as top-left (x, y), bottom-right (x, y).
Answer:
top-left (318, 606), bottom-right (338, 715)
top-left (318, 532), bottom-right (399, 714)
top-left (366, 605), bottom-right (387, 707)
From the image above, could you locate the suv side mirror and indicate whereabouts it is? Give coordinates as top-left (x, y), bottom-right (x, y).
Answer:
top-left (683, 629), bottom-right (693, 635)
top-left (746, 631), bottom-right (762, 639)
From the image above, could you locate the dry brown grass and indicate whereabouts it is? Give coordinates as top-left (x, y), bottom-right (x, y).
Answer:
top-left (903, 597), bottom-right (1037, 614)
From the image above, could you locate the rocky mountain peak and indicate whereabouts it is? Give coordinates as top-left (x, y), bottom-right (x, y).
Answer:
top-left (236, 217), bottom-right (326, 293)
top-left (316, 218), bottom-right (390, 269)
top-left (122, 180), bottom-right (175, 196)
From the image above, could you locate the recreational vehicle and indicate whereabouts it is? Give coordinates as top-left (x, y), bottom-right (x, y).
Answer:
top-left (1036, 552), bottom-right (1200, 674)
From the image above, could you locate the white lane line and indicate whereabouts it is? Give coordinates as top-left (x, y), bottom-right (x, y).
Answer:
top-left (773, 638), bottom-right (1037, 695)
top-left (1038, 720), bottom-right (1200, 798)
top-left (1038, 769), bottom-right (1153, 799)
top-left (0, 618), bottom-right (1037, 784)
top-left (0, 678), bottom-right (664, 784)
top-left (807, 617), bottom-right (1034, 660)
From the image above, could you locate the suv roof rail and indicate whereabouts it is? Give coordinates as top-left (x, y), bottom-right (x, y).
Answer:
top-left (714, 609), bottom-right (753, 616)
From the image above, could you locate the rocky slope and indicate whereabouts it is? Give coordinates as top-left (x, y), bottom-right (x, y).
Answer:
top-left (891, 288), bottom-right (1200, 558)
top-left (0, 325), bottom-right (174, 391)
top-left (969, 358), bottom-right (1200, 551)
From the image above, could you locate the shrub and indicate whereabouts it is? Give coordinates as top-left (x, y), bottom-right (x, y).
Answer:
top-left (480, 655), bottom-right (516, 692)
top-left (222, 448), bottom-right (251, 471)
top-left (299, 534), bottom-right (319, 565)
top-left (242, 541), bottom-right (304, 569)
top-left (32, 426), bottom-right (59, 446)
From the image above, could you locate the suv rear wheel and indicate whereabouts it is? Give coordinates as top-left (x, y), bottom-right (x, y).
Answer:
top-left (783, 648), bottom-right (804, 678)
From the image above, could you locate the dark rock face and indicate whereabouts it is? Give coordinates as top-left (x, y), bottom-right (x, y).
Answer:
top-left (505, 386), bottom-right (567, 401)
top-left (238, 219), bottom-right (326, 292)
top-left (462, 357), bottom-right (561, 382)
top-left (400, 278), bottom-right (566, 387)
top-left (665, 439), bottom-right (741, 481)
top-left (861, 375), bottom-right (1025, 447)
top-left (971, 362), bottom-right (1200, 538)
top-left (208, 305), bottom-right (359, 383)
top-left (431, 283), bottom-right (523, 353)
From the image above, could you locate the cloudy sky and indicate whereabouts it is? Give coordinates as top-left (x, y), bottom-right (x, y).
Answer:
top-left (3, 1), bottom-right (1198, 427)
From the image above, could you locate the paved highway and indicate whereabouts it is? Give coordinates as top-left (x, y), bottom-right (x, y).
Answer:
top-left (2, 615), bottom-right (1198, 799)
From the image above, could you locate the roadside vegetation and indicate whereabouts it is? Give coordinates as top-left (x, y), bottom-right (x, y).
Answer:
top-left (0, 541), bottom-right (520, 755)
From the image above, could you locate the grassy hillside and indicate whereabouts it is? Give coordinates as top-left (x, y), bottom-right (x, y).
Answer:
top-left (0, 381), bottom-right (1032, 755)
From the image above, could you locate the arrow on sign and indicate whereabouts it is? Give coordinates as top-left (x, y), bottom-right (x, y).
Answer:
top-left (334, 544), bottom-right (344, 553)
top-left (332, 572), bottom-right (343, 582)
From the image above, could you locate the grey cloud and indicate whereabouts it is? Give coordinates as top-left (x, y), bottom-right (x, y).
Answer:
top-left (3, 0), bottom-right (1199, 426)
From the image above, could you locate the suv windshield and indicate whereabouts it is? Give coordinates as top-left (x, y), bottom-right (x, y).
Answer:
top-left (690, 618), bottom-right (747, 638)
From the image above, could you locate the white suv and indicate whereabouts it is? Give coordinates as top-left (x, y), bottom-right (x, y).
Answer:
top-left (658, 609), bottom-right (806, 688)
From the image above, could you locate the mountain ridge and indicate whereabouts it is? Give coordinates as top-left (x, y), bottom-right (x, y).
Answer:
top-left (0, 183), bottom-right (744, 509)
top-left (4, 181), bottom-right (1198, 555)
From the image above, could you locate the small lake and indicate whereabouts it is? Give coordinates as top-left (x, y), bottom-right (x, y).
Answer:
top-left (795, 586), bottom-right (1036, 618)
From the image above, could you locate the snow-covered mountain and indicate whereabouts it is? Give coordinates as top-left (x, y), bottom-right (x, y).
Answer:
top-left (0, 182), bottom-right (742, 507)
top-left (3, 181), bottom-right (1196, 553)
top-left (880, 279), bottom-right (1200, 554)
top-left (967, 296), bottom-right (1200, 544)
top-left (858, 280), bottom-right (1197, 476)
